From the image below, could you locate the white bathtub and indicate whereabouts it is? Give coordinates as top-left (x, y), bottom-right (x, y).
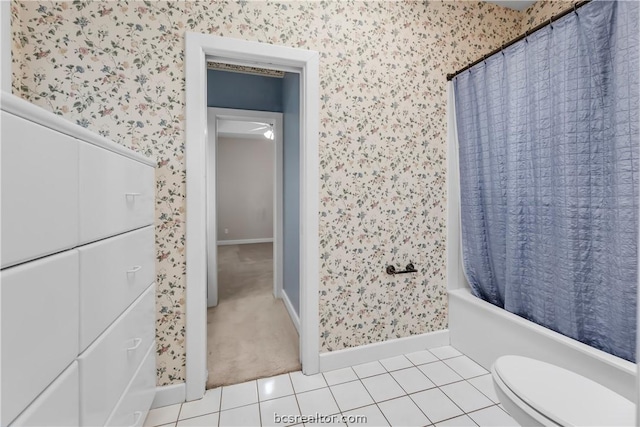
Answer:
top-left (449, 288), bottom-right (637, 402)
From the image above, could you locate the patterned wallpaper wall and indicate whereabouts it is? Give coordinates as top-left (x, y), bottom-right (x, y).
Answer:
top-left (11, 1), bottom-right (559, 386)
top-left (522, 0), bottom-right (580, 30)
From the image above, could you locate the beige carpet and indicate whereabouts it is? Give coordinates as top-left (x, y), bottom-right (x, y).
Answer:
top-left (207, 243), bottom-right (300, 388)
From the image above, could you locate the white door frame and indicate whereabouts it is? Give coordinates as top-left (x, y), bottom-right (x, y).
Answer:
top-left (207, 107), bottom-right (284, 308)
top-left (185, 33), bottom-right (320, 401)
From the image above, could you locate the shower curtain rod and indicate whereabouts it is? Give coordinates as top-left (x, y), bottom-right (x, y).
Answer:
top-left (446, 0), bottom-right (591, 81)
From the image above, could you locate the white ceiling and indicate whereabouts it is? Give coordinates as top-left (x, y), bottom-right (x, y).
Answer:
top-left (485, 0), bottom-right (537, 11)
top-left (217, 119), bottom-right (274, 140)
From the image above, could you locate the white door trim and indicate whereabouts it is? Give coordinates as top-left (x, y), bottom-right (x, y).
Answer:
top-left (185, 33), bottom-right (320, 401)
top-left (207, 107), bottom-right (283, 307)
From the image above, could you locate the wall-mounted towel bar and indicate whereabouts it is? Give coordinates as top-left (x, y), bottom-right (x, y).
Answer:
top-left (386, 263), bottom-right (417, 275)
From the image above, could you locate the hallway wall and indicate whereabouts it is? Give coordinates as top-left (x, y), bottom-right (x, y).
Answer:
top-left (282, 72), bottom-right (300, 315)
top-left (217, 136), bottom-right (275, 242)
top-left (207, 69), bottom-right (283, 112)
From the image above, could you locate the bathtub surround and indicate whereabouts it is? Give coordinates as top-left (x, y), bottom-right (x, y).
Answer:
top-left (449, 289), bottom-right (637, 402)
top-left (11, 1), bottom-right (568, 387)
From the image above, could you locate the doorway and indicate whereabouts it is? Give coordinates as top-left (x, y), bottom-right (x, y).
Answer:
top-left (185, 33), bottom-right (320, 401)
top-left (206, 109), bottom-right (300, 387)
top-left (206, 109), bottom-right (284, 309)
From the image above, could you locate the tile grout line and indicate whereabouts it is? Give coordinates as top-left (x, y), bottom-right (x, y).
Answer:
top-left (148, 403), bottom-right (183, 427)
top-left (405, 348), bottom-right (484, 426)
top-left (495, 404), bottom-right (512, 416)
top-left (176, 403), bottom-right (184, 425)
top-left (378, 355), bottom-right (435, 426)
top-left (354, 375), bottom-right (393, 427)
top-left (324, 375), bottom-right (352, 425)
top-left (324, 349), bottom-right (478, 425)
top-left (255, 380), bottom-right (263, 427)
top-left (322, 366), bottom-right (358, 388)
top-left (351, 356), bottom-right (439, 424)
top-left (428, 346), bottom-right (492, 426)
top-left (465, 402), bottom-right (503, 416)
top-left (436, 370), bottom-right (497, 420)
top-left (217, 386), bottom-right (225, 427)
top-left (426, 378), bottom-right (477, 424)
top-left (292, 372), bottom-right (344, 425)
top-left (218, 386), bottom-right (223, 427)
top-left (172, 388), bottom-right (225, 424)
top-left (376, 350), bottom-right (435, 425)
top-left (465, 374), bottom-right (502, 406)
top-left (216, 382), bottom-right (263, 424)
top-left (288, 372), bottom-right (304, 426)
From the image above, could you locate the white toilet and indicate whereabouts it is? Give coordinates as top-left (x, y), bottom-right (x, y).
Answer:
top-left (491, 355), bottom-right (635, 426)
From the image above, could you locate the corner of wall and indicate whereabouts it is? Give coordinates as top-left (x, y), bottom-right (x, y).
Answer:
top-left (1, 0), bottom-right (13, 93)
top-left (520, 0), bottom-right (578, 33)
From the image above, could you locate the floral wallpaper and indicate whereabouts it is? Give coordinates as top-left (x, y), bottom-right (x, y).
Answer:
top-left (11, 1), bottom-right (558, 386)
top-left (522, 0), bottom-right (579, 30)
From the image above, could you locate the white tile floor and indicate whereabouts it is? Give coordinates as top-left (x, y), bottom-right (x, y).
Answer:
top-left (144, 346), bottom-right (517, 427)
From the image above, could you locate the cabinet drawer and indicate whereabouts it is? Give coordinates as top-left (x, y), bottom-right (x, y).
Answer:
top-left (10, 362), bottom-right (79, 427)
top-left (1, 111), bottom-right (79, 268)
top-left (105, 343), bottom-right (156, 427)
top-left (78, 284), bottom-right (155, 427)
top-left (1, 251), bottom-right (79, 426)
top-left (79, 226), bottom-right (155, 351)
top-left (79, 143), bottom-right (154, 244)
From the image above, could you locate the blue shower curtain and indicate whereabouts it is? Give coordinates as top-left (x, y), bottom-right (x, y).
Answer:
top-left (454, 0), bottom-right (639, 362)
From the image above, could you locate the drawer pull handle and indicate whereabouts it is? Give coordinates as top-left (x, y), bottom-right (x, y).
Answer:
top-left (125, 192), bottom-right (142, 198)
top-left (127, 265), bottom-right (143, 274)
top-left (127, 338), bottom-right (142, 352)
top-left (129, 411), bottom-right (142, 427)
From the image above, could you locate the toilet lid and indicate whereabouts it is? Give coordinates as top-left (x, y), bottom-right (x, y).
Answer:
top-left (494, 356), bottom-right (635, 426)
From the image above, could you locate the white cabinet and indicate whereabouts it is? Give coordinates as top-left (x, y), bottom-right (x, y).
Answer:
top-left (10, 363), bottom-right (80, 427)
top-left (79, 142), bottom-right (155, 244)
top-left (79, 285), bottom-right (155, 427)
top-left (1, 251), bottom-right (79, 426)
top-left (106, 344), bottom-right (156, 427)
top-left (1, 93), bottom-right (156, 427)
top-left (79, 226), bottom-right (155, 350)
top-left (1, 111), bottom-right (79, 268)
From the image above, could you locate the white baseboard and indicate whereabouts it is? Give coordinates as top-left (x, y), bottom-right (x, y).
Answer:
top-left (217, 238), bottom-right (274, 246)
top-left (151, 383), bottom-right (186, 408)
top-left (280, 289), bottom-right (300, 333)
top-left (318, 329), bottom-right (450, 372)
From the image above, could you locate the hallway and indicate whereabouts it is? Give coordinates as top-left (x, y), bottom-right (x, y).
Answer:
top-left (207, 243), bottom-right (300, 388)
